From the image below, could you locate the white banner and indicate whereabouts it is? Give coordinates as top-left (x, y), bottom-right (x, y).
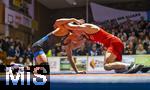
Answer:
top-left (5, 8), bottom-right (32, 28)
top-left (90, 3), bottom-right (148, 23)
top-left (3, 0), bottom-right (34, 18)
top-left (48, 55), bottom-right (136, 73)
top-left (74, 56), bottom-right (87, 71)
top-left (122, 55), bottom-right (135, 64)
top-left (48, 57), bottom-right (60, 72)
top-left (87, 56), bottom-right (104, 72)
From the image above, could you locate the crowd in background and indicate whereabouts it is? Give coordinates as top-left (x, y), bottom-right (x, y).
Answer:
top-left (0, 37), bottom-right (33, 66)
top-left (0, 17), bottom-right (150, 66)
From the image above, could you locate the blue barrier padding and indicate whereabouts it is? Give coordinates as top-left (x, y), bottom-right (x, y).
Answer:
top-left (50, 74), bottom-right (150, 83)
top-left (50, 83), bottom-right (150, 90)
top-left (50, 74), bottom-right (150, 90)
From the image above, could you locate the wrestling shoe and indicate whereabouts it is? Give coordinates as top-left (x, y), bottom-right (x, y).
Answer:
top-left (128, 62), bottom-right (135, 70)
top-left (140, 66), bottom-right (150, 73)
top-left (126, 64), bottom-right (144, 74)
top-left (115, 62), bottom-right (135, 73)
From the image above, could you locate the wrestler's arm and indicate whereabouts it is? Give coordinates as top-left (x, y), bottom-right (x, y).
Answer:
top-left (54, 18), bottom-right (81, 27)
top-left (64, 23), bottom-right (100, 34)
top-left (65, 44), bottom-right (79, 73)
top-left (64, 36), bottom-right (86, 74)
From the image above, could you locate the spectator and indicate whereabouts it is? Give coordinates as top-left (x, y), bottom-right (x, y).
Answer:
top-left (128, 31), bottom-right (137, 43)
top-left (147, 45), bottom-right (150, 54)
top-left (0, 39), bottom-right (3, 52)
top-left (0, 59), bottom-right (3, 65)
top-left (60, 46), bottom-right (67, 56)
top-left (137, 39), bottom-right (143, 44)
top-left (89, 44), bottom-right (100, 56)
top-left (0, 59), bottom-right (5, 72)
top-left (15, 45), bottom-right (20, 58)
top-left (124, 41), bottom-right (135, 55)
top-left (55, 45), bottom-right (61, 56)
top-left (24, 57), bottom-right (32, 66)
top-left (84, 40), bottom-right (93, 52)
top-left (9, 38), bottom-right (15, 46)
top-left (24, 47), bottom-right (33, 59)
top-left (19, 43), bottom-right (25, 57)
top-left (2, 37), bottom-right (10, 52)
top-left (17, 57), bottom-right (24, 64)
top-left (75, 45), bottom-right (88, 56)
top-left (7, 45), bottom-right (16, 57)
top-left (51, 48), bottom-right (56, 56)
top-left (146, 22), bottom-right (150, 30)
top-left (136, 44), bottom-right (147, 54)
top-left (143, 35), bottom-right (150, 49)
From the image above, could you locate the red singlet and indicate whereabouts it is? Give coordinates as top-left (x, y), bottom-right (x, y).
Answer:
top-left (88, 28), bottom-right (124, 61)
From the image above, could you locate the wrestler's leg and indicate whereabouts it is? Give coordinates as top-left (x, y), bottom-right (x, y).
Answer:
top-left (32, 32), bottom-right (63, 62)
top-left (103, 51), bottom-right (130, 72)
top-left (31, 32), bottom-right (63, 74)
top-left (31, 27), bottom-right (70, 73)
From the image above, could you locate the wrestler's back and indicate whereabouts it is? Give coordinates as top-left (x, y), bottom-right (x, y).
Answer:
top-left (88, 28), bottom-right (121, 47)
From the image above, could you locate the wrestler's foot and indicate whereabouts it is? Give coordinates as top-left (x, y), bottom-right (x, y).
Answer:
top-left (141, 66), bottom-right (150, 73)
top-left (126, 64), bottom-right (144, 74)
top-left (114, 62), bottom-right (135, 73)
top-left (128, 62), bottom-right (135, 70)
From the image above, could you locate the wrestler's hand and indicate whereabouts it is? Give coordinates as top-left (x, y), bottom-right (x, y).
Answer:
top-left (74, 19), bottom-right (85, 25)
top-left (77, 71), bottom-right (86, 74)
top-left (78, 19), bottom-right (85, 24)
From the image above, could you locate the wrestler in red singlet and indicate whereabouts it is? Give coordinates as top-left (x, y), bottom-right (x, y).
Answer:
top-left (87, 28), bottom-right (124, 61)
top-left (63, 18), bottom-right (143, 73)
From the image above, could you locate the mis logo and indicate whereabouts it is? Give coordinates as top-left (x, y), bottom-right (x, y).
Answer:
top-left (5, 66), bottom-right (48, 86)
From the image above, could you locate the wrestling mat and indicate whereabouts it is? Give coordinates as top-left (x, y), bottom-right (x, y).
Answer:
top-left (0, 71), bottom-right (150, 90)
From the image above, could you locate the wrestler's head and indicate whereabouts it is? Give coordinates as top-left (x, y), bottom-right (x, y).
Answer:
top-left (63, 33), bottom-right (86, 49)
